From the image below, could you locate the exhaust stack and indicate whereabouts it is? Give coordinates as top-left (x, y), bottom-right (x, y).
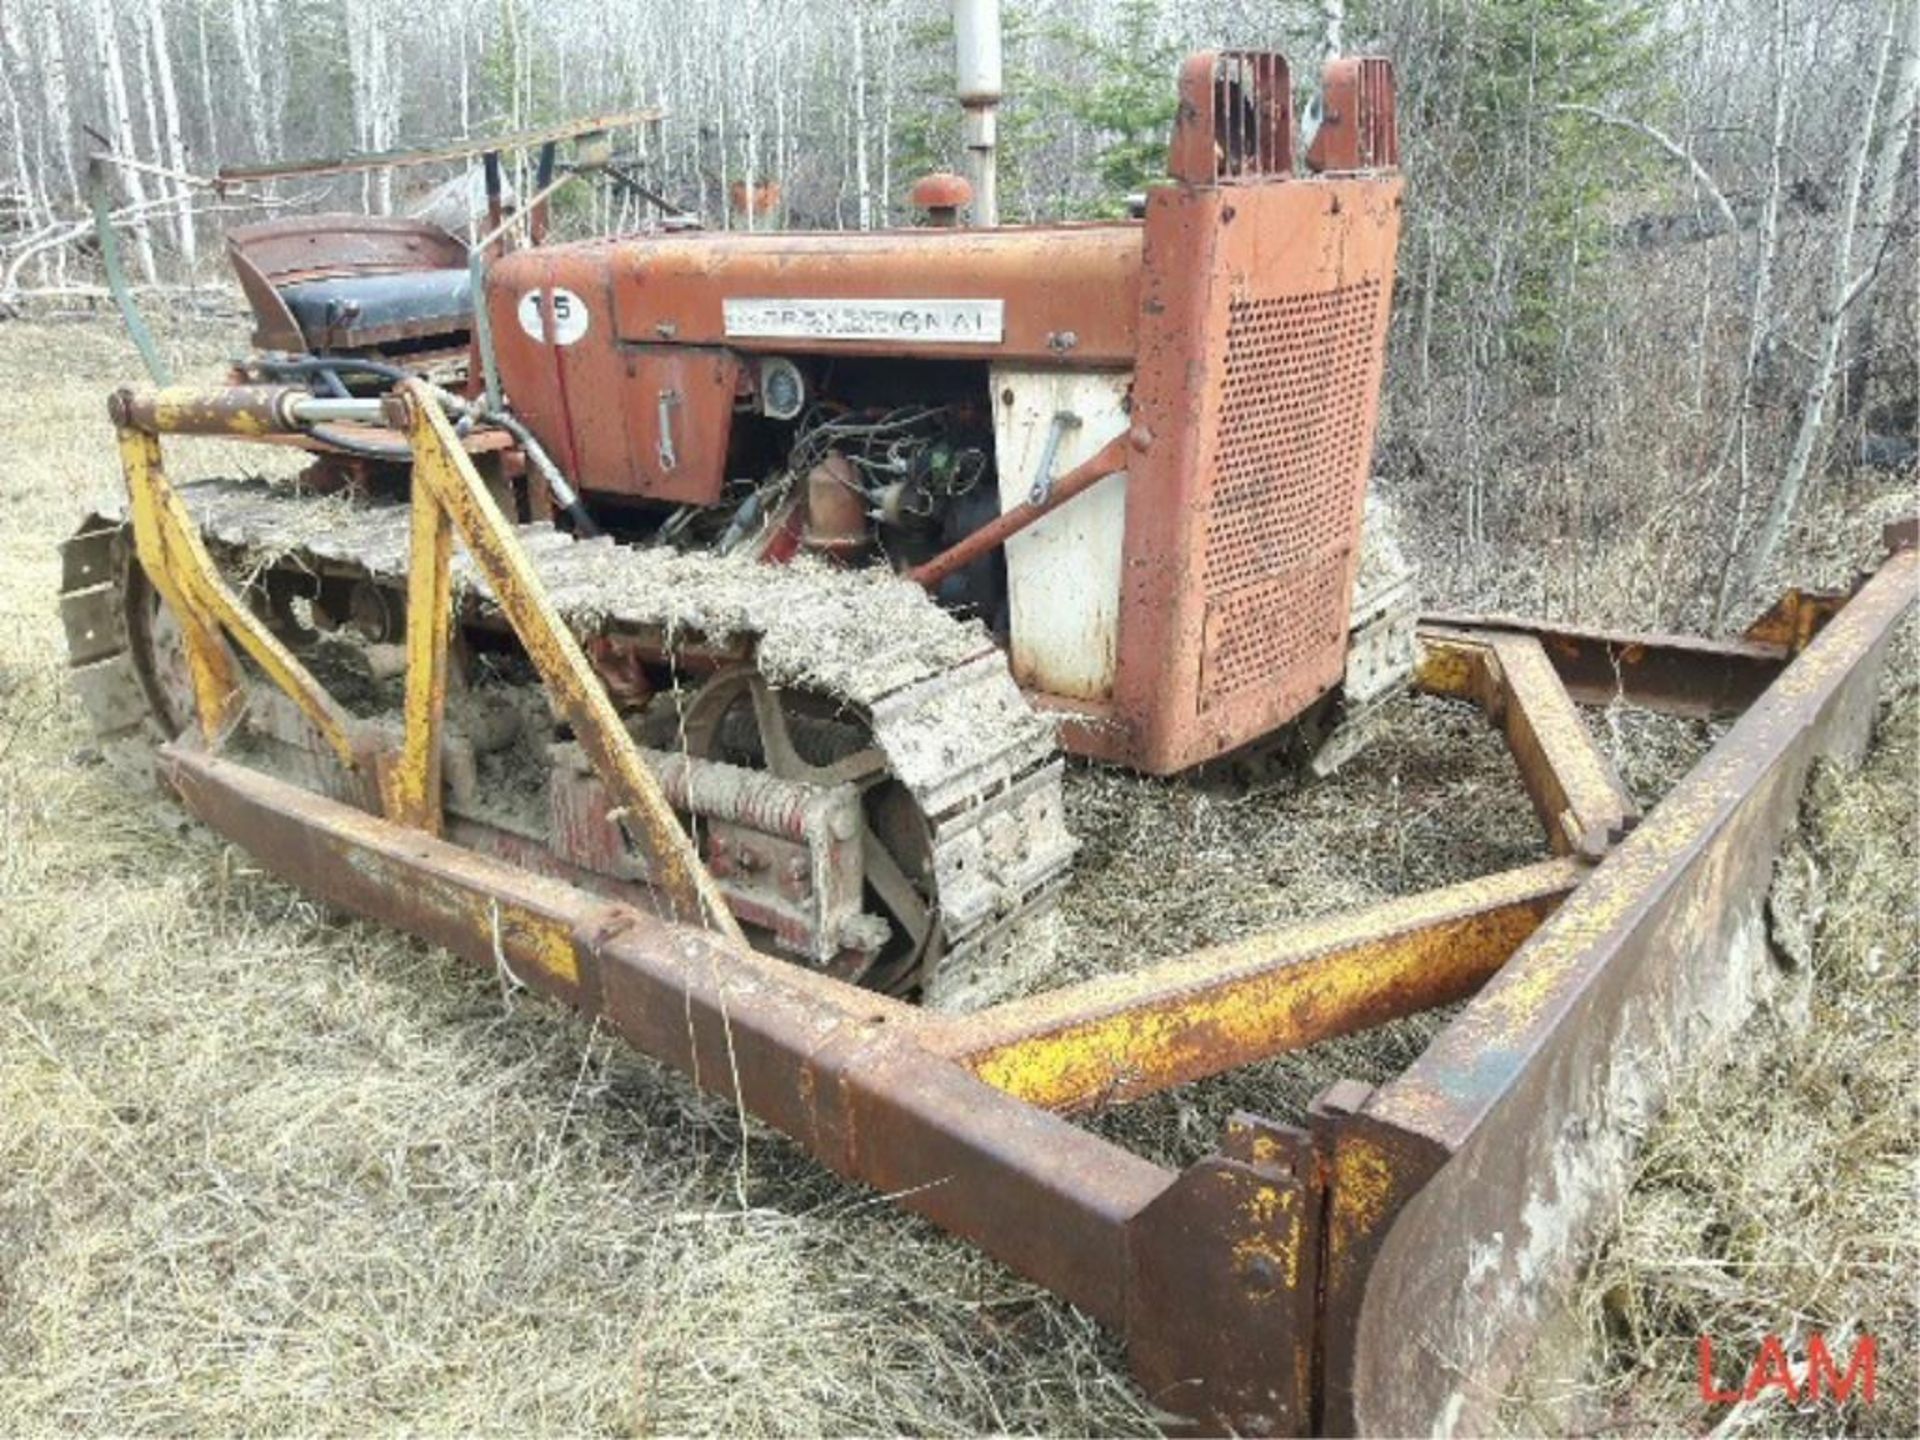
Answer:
top-left (953, 0), bottom-right (1001, 225)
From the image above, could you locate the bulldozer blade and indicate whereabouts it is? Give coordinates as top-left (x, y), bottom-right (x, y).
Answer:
top-left (1322, 545), bottom-right (1916, 1436)
top-left (124, 514), bottom-right (1912, 1435)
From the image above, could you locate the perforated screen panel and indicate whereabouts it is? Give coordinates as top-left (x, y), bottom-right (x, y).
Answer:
top-left (1199, 279), bottom-right (1385, 708)
top-left (1200, 552), bottom-right (1352, 705)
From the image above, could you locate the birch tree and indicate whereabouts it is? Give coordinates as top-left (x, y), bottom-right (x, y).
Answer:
top-left (344, 0), bottom-right (399, 213)
top-left (87, 0), bottom-right (159, 283)
top-left (228, 0), bottom-right (276, 163)
top-left (0, 6), bottom-right (42, 234)
top-left (1711, 0), bottom-right (1794, 624)
top-left (1844, 0), bottom-right (1919, 420)
top-left (1741, 1), bottom-right (1906, 597)
top-left (143, 0), bottom-right (196, 266)
top-left (35, 2), bottom-right (81, 209)
top-left (853, 11), bottom-right (872, 229)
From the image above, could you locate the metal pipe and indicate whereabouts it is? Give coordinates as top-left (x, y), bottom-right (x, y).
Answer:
top-left (953, 0), bottom-right (1002, 225)
top-left (469, 246), bottom-right (504, 413)
top-left (908, 430), bottom-right (1129, 590)
top-left (287, 396), bottom-right (387, 424)
top-left (109, 384), bottom-right (307, 435)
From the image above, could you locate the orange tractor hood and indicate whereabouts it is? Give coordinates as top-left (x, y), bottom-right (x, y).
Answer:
top-left (487, 222), bottom-right (1147, 365)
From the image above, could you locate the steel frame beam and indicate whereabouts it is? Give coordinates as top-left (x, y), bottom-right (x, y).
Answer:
top-left (924, 858), bottom-right (1582, 1112)
top-left (1327, 549), bottom-right (1915, 1435)
top-left (1416, 628), bottom-right (1640, 858)
top-left (112, 385), bottom-right (1917, 1435)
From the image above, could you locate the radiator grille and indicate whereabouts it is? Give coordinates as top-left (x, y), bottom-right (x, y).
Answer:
top-left (1200, 553), bottom-right (1350, 705)
top-left (1206, 280), bottom-right (1381, 589)
top-left (1201, 280), bottom-right (1382, 705)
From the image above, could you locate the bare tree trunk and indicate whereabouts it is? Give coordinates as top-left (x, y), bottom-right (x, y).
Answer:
top-left (1711, 0), bottom-right (1792, 625)
top-left (773, 11), bottom-right (788, 227)
top-left (1320, 0), bottom-right (1345, 64)
top-left (145, 0), bottom-right (197, 269)
top-left (130, 4), bottom-right (166, 186)
top-left (344, 0), bottom-right (397, 213)
top-left (36, 1), bottom-right (81, 208)
top-left (1844, 0), bottom-right (1919, 418)
top-left (742, 4), bottom-right (760, 233)
top-left (1741, 2), bottom-right (1900, 599)
top-left (0, 5), bottom-right (43, 232)
top-left (852, 10), bottom-right (871, 230)
top-left (89, 0), bottom-right (159, 284)
top-left (228, 0), bottom-right (272, 162)
top-left (194, 2), bottom-right (218, 170)
top-left (879, 0), bottom-right (897, 224)
top-left (1555, 104), bottom-right (1738, 234)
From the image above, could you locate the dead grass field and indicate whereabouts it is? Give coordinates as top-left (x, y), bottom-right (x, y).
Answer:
top-left (0, 310), bottom-right (1913, 1436)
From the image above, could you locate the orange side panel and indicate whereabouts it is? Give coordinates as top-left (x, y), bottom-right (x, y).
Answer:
top-left (605, 226), bottom-right (1145, 364)
top-left (486, 245), bottom-right (738, 505)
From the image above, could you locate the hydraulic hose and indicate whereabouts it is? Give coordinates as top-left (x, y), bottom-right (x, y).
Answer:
top-left (252, 354), bottom-right (600, 536)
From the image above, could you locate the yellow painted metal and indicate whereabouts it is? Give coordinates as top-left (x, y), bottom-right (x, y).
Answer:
top-left (116, 423), bottom-right (360, 767)
top-left (380, 477), bottom-right (455, 833)
top-left (393, 382), bottom-right (746, 945)
top-left (935, 859), bottom-right (1582, 1112)
top-left (119, 427), bottom-right (242, 740)
top-left (1487, 632), bottom-right (1639, 858)
top-left (1410, 632), bottom-right (1481, 701)
top-left (115, 385), bottom-right (296, 436)
top-left (1416, 629), bottom-right (1638, 859)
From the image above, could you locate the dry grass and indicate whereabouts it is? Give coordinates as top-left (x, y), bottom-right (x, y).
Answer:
top-left (0, 309), bottom-right (1911, 1435)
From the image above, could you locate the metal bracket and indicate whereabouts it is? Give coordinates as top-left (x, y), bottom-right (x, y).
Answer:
top-left (115, 422), bottom-right (359, 767)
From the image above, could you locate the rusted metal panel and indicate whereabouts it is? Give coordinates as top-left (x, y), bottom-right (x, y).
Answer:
top-left (1126, 1115), bottom-right (1322, 1434)
top-left (1114, 170), bottom-right (1403, 775)
top-left (1740, 585), bottom-right (1850, 653)
top-left (613, 347), bottom-right (740, 505)
top-left (484, 246), bottom-right (740, 505)
top-left (226, 215), bottom-right (468, 284)
top-left (573, 225), bottom-right (1146, 363)
top-left (1167, 52), bottom-right (1295, 184)
top-left (1327, 548), bottom-right (1917, 1437)
top-left (932, 859), bottom-right (1581, 1113)
top-left (1305, 58), bottom-right (1399, 173)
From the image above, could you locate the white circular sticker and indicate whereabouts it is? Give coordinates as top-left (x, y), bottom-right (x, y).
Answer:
top-left (516, 286), bottom-right (590, 346)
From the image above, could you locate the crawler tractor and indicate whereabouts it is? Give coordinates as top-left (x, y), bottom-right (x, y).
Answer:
top-left (60, 38), bottom-right (1914, 1439)
top-left (70, 52), bottom-right (1412, 995)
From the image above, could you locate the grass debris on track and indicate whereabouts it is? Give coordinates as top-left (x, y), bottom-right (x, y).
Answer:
top-left (0, 312), bottom-right (1911, 1435)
